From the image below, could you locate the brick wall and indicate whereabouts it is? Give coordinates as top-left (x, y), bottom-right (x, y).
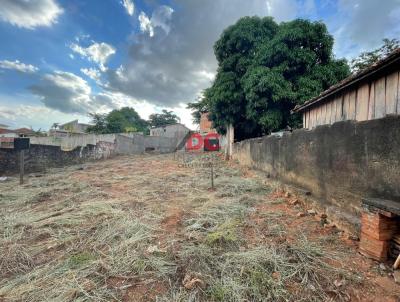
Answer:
top-left (200, 113), bottom-right (214, 133)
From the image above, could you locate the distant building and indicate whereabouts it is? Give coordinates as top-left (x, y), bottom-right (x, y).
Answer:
top-left (59, 120), bottom-right (91, 133)
top-left (0, 126), bottom-right (37, 138)
top-left (14, 128), bottom-right (37, 137)
top-left (150, 123), bottom-right (190, 139)
top-left (0, 124), bottom-right (14, 138)
top-left (49, 120), bottom-right (91, 137)
top-left (199, 112), bottom-right (215, 134)
top-left (0, 128), bottom-right (17, 138)
top-left (293, 48), bottom-right (400, 129)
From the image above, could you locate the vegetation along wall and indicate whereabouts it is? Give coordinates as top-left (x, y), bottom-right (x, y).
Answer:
top-left (233, 116), bottom-right (400, 233)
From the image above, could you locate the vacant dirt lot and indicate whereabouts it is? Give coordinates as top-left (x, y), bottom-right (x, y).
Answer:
top-left (1, 153), bottom-right (399, 301)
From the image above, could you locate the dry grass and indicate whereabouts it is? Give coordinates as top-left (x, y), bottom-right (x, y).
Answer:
top-left (0, 153), bottom-right (385, 301)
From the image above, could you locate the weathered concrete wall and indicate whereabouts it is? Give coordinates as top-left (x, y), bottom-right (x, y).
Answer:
top-left (0, 133), bottom-right (178, 175)
top-left (0, 141), bottom-right (115, 174)
top-left (144, 136), bottom-right (177, 153)
top-left (115, 134), bottom-right (145, 155)
top-left (233, 116), bottom-right (400, 233)
top-left (31, 134), bottom-right (121, 151)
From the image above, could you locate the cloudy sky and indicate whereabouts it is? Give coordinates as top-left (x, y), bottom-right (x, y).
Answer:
top-left (0, 0), bottom-right (399, 130)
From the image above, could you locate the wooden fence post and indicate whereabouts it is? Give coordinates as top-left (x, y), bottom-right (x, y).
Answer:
top-left (19, 150), bottom-right (24, 185)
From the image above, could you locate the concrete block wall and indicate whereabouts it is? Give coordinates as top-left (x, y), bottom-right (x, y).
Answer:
top-left (115, 134), bottom-right (145, 154)
top-left (144, 136), bottom-right (178, 153)
top-left (233, 116), bottom-right (400, 233)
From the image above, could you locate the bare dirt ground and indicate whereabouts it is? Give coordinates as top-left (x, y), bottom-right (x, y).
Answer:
top-left (0, 152), bottom-right (399, 301)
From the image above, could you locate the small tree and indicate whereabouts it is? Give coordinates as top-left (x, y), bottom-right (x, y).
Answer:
top-left (86, 113), bottom-right (108, 134)
top-left (148, 109), bottom-right (180, 128)
top-left (350, 38), bottom-right (400, 73)
top-left (86, 107), bottom-right (149, 134)
top-left (51, 123), bottom-right (59, 130)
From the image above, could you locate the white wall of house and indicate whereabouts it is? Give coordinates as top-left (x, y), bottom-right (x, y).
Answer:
top-left (0, 133), bottom-right (18, 138)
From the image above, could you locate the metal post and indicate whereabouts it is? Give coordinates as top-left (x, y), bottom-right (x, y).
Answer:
top-left (19, 150), bottom-right (24, 185)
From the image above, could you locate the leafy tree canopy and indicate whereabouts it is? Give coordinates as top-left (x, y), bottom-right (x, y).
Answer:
top-left (86, 107), bottom-right (149, 134)
top-left (149, 109), bottom-right (180, 128)
top-left (350, 38), bottom-right (400, 73)
top-left (188, 17), bottom-right (350, 140)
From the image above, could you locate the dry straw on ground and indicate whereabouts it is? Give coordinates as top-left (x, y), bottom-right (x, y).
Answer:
top-left (0, 153), bottom-right (396, 301)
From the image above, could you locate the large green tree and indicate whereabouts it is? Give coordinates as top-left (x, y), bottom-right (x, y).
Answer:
top-left (86, 107), bottom-right (149, 134)
top-left (148, 109), bottom-right (180, 128)
top-left (189, 17), bottom-right (350, 140)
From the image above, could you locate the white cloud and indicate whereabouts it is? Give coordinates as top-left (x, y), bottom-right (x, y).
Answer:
top-left (29, 71), bottom-right (103, 113)
top-left (151, 6), bottom-right (174, 35)
top-left (81, 68), bottom-right (101, 82)
top-left (121, 0), bottom-right (135, 16)
top-left (27, 70), bottom-right (145, 116)
top-left (75, 33), bottom-right (90, 43)
top-left (332, 0), bottom-right (400, 58)
top-left (0, 103), bottom-right (90, 130)
top-left (138, 6), bottom-right (174, 38)
top-left (195, 70), bottom-right (215, 82)
top-left (0, 60), bottom-right (38, 73)
top-left (265, 0), bottom-right (299, 21)
top-left (171, 104), bottom-right (195, 130)
top-left (106, 0), bottom-right (276, 107)
top-left (0, 0), bottom-right (63, 29)
top-left (70, 42), bottom-right (116, 71)
top-left (139, 12), bottom-right (154, 37)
